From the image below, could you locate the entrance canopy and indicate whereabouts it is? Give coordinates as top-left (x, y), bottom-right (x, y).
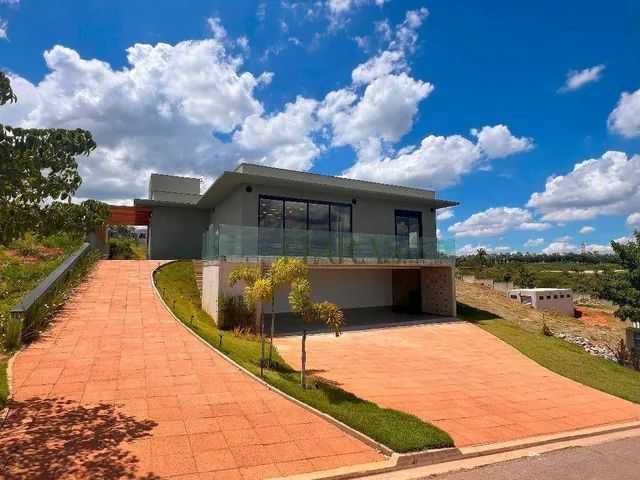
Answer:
top-left (107, 206), bottom-right (152, 226)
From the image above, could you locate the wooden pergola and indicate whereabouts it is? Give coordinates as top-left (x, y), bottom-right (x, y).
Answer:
top-left (106, 206), bottom-right (153, 226)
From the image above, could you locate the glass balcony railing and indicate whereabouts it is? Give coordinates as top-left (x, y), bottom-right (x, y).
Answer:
top-left (202, 225), bottom-right (455, 263)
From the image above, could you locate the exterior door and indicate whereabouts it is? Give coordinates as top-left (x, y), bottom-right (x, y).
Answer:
top-left (395, 210), bottom-right (422, 258)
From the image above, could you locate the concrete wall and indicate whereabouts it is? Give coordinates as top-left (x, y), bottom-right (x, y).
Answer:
top-left (148, 206), bottom-right (209, 259)
top-left (508, 289), bottom-right (574, 316)
top-left (210, 182), bottom-right (437, 237)
top-left (421, 266), bottom-right (456, 316)
top-left (201, 262), bottom-right (220, 319)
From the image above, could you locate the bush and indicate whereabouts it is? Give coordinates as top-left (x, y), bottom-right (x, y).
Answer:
top-left (541, 321), bottom-right (553, 337)
top-left (108, 239), bottom-right (136, 260)
top-left (217, 294), bottom-right (255, 331)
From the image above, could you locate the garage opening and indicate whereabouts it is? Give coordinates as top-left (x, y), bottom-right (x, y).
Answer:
top-left (392, 268), bottom-right (422, 314)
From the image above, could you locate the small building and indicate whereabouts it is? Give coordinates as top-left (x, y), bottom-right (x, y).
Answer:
top-left (508, 288), bottom-right (574, 316)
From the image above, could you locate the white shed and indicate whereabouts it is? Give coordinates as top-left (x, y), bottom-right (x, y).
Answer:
top-left (507, 288), bottom-right (574, 316)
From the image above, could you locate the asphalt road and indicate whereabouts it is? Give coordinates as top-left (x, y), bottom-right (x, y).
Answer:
top-left (420, 436), bottom-right (640, 480)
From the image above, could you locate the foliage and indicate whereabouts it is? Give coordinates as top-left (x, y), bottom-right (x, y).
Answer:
top-left (541, 321), bottom-right (553, 337)
top-left (514, 265), bottom-right (536, 288)
top-left (155, 260), bottom-right (453, 451)
top-left (458, 303), bottom-right (640, 403)
top-left (0, 72), bottom-right (109, 245)
top-left (598, 231), bottom-right (640, 323)
top-left (107, 238), bottom-right (136, 260)
top-left (266, 257), bottom-right (308, 366)
top-left (217, 294), bottom-right (255, 330)
top-left (289, 276), bottom-right (344, 388)
top-left (457, 250), bottom-right (621, 269)
top-left (607, 339), bottom-right (628, 366)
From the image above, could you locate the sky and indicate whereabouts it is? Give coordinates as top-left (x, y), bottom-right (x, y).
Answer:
top-left (1, 0), bottom-right (639, 255)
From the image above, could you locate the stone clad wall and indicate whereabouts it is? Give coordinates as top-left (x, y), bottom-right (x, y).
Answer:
top-left (421, 266), bottom-right (456, 317)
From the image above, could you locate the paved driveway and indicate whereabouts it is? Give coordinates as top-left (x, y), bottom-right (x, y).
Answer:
top-left (0, 261), bottom-right (383, 479)
top-left (275, 322), bottom-right (640, 447)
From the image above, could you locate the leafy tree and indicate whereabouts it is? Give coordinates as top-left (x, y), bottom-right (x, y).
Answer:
top-left (289, 277), bottom-right (344, 388)
top-left (599, 231), bottom-right (640, 323)
top-left (0, 72), bottom-right (108, 244)
top-left (514, 266), bottom-right (536, 288)
top-left (475, 248), bottom-right (488, 267)
top-left (266, 257), bottom-right (308, 366)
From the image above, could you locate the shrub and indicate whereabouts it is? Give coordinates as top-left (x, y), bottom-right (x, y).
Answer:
top-left (541, 321), bottom-right (553, 337)
top-left (217, 294), bottom-right (255, 331)
top-left (108, 239), bottom-right (136, 260)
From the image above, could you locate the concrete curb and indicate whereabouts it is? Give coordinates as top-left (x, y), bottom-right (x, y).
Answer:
top-left (150, 261), bottom-right (395, 457)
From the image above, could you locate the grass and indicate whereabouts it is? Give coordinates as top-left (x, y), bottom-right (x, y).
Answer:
top-left (131, 242), bottom-right (147, 260)
top-left (458, 303), bottom-right (640, 404)
top-left (0, 233), bottom-right (90, 409)
top-left (154, 260), bottom-right (454, 453)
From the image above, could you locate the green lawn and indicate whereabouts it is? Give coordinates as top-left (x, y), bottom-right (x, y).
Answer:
top-left (154, 261), bottom-right (454, 453)
top-left (458, 303), bottom-right (640, 404)
top-left (0, 355), bottom-right (7, 410)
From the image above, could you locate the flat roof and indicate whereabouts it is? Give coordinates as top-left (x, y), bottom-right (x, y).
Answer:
top-left (510, 288), bottom-right (573, 292)
top-left (196, 163), bottom-right (459, 209)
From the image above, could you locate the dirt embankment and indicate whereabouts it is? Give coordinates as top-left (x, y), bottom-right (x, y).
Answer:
top-left (456, 280), bottom-right (628, 348)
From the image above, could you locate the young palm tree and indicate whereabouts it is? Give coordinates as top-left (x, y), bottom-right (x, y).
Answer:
top-left (288, 278), bottom-right (344, 388)
top-left (267, 257), bottom-right (308, 366)
top-left (228, 264), bottom-right (272, 376)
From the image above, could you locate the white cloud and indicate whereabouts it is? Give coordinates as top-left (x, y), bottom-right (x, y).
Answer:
top-left (0, 19), bottom-right (7, 39)
top-left (627, 212), bottom-right (640, 226)
top-left (457, 244), bottom-right (511, 255)
top-left (557, 64), bottom-right (605, 93)
top-left (608, 88), bottom-right (640, 138)
top-left (542, 239), bottom-right (578, 254)
top-left (207, 17), bottom-right (227, 41)
top-left (389, 7), bottom-right (429, 54)
top-left (437, 207), bottom-right (455, 221)
top-left (615, 235), bottom-right (634, 244)
top-left (524, 238), bottom-right (544, 248)
top-left (527, 151), bottom-right (640, 222)
top-left (327, 0), bottom-right (388, 15)
top-left (584, 243), bottom-right (613, 253)
top-left (352, 50), bottom-right (406, 84)
top-left (230, 96), bottom-right (321, 170)
top-left (448, 207), bottom-right (550, 238)
top-left (343, 125), bottom-right (534, 190)
top-left (579, 226), bottom-right (595, 234)
top-left (0, 39), bottom-right (271, 203)
top-left (470, 124), bottom-right (533, 159)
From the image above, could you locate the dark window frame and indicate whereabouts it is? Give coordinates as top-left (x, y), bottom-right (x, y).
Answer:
top-left (394, 209), bottom-right (423, 237)
top-left (258, 194), bottom-right (353, 233)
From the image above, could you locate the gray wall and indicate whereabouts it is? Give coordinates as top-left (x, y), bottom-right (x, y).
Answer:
top-left (210, 183), bottom-right (437, 237)
top-left (148, 206), bottom-right (209, 259)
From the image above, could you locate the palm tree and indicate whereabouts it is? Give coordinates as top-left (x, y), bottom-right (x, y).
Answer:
top-left (228, 264), bottom-right (272, 376)
top-left (288, 277), bottom-right (344, 388)
top-left (266, 257), bottom-right (308, 367)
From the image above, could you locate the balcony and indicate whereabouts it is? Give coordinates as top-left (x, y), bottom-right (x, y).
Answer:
top-left (202, 225), bottom-right (455, 265)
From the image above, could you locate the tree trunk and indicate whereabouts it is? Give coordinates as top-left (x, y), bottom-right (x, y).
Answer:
top-left (301, 324), bottom-right (307, 388)
top-left (259, 304), bottom-right (265, 377)
top-left (268, 295), bottom-right (275, 367)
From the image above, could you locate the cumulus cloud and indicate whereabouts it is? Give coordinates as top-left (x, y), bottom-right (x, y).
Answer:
top-left (524, 238), bottom-right (544, 248)
top-left (470, 124), bottom-right (533, 159)
top-left (457, 244), bottom-right (511, 255)
top-left (542, 239), bottom-right (578, 254)
top-left (0, 39), bottom-right (271, 203)
top-left (343, 125), bottom-right (533, 190)
top-left (627, 212), bottom-right (640, 226)
top-left (608, 88), bottom-right (640, 138)
top-left (579, 226), bottom-right (595, 234)
top-left (448, 207), bottom-right (550, 238)
top-left (351, 50), bottom-right (406, 84)
top-left (557, 64), bottom-right (605, 93)
top-left (437, 207), bottom-right (455, 221)
top-left (0, 19), bottom-right (7, 39)
top-left (527, 151), bottom-right (640, 222)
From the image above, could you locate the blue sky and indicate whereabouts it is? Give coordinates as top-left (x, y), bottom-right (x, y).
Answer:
top-left (1, 0), bottom-right (639, 254)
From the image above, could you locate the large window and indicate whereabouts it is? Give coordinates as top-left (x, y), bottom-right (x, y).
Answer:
top-left (258, 195), bottom-right (351, 256)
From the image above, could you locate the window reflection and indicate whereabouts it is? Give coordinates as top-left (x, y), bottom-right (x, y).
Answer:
top-left (259, 198), bottom-right (283, 255)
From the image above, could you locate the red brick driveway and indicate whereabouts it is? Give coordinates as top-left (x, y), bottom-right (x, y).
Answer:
top-left (275, 322), bottom-right (640, 447)
top-left (0, 261), bottom-right (383, 479)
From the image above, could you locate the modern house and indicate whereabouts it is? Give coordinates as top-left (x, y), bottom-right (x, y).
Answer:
top-left (134, 163), bottom-right (459, 322)
top-left (508, 288), bottom-right (575, 316)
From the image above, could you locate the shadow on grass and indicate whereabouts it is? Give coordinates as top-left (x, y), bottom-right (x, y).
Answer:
top-left (0, 397), bottom-right (159, 479)
top-left (457, 302), bottom-right (502, 323)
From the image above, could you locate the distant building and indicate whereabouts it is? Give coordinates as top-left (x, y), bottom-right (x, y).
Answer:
top-left (508, 288), bottom-right (574, 316)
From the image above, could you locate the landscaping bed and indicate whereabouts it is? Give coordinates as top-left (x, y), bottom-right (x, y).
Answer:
top-left (458, 303), bottom-right (640, 404)
top-left (154, 260), bottom-right (454, 453)
top-left (0, 234), bottom-right (99, 409)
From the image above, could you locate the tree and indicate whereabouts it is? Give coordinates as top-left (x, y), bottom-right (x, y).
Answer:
top-left (599, 231), bottom-right (640, 323)
top-left (0, 72), bottom-right (108, 244)
top-left (228, 264), bottom-right (272, 376)
top-left (475, 248), bottom-right (488, 267)
top-left (266, 257), bottom-right (308, 367)
top-left (289, 277), bottom-right (344, 388)
top-left (514, 266), bottom-right (536, 288)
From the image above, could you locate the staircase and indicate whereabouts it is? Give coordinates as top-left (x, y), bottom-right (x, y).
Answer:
top-left (192, 260), bottom-right (203, 298)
